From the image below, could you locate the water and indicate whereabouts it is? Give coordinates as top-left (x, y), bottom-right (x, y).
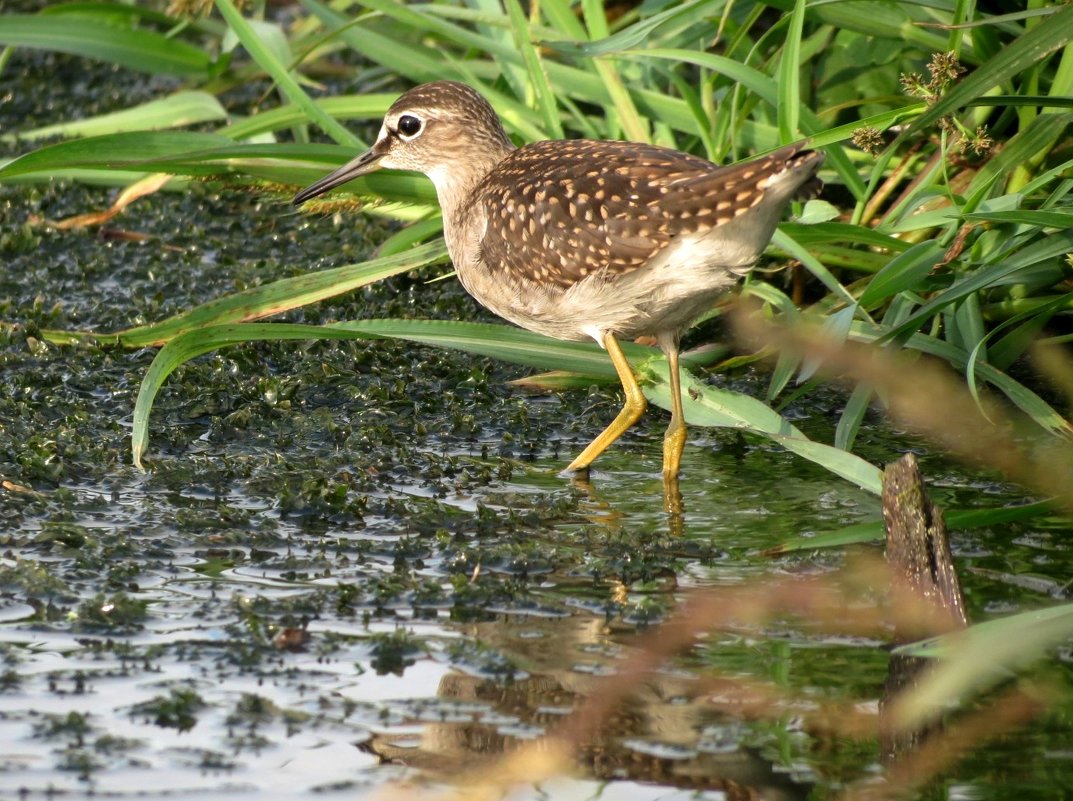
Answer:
top-left (3, 50), bottom-right (1073, 801)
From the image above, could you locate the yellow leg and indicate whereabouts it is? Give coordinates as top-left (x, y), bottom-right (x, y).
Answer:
top-left (662, 343), bottom-right (687, 480)
top-left (565, 332), bottom-right (647, 473)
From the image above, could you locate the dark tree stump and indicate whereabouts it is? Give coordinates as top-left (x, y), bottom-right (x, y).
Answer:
top-left (880, 452), bottom-right (968, 763)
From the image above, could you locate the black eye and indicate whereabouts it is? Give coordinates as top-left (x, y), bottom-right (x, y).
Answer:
top-left (397, 115), bottom-right (422, 137)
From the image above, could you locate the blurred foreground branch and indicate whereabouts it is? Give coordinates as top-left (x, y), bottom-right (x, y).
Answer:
top-left (733, 309), bottom-right (1073, 517)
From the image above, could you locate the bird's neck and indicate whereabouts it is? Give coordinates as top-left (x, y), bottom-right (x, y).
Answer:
top-left (428, 138), bottom-right (515, 221)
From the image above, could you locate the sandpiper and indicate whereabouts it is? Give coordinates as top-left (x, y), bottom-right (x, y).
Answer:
top-left (295, 80), bottom-right (824, 481)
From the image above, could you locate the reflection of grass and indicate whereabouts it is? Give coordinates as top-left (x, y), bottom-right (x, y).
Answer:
top-left (372, 320), bottom-right (1073, 797)
top-left (1, 0), bottom-right (1070, 494)
top-left (372, 558), bottom-right (1062, 800)
top-left (369, 628), bottom-right (425, 676)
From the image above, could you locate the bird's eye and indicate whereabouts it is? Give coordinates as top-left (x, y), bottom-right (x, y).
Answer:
top-left (397, 115), bottom-right (423, 138)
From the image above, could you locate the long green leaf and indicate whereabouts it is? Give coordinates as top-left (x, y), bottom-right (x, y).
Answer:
top-left (771, 229), bottom-right (859, 311)
top-left (851, 321), bottom-right (1073, 438)
top-left (132, 319), bottom-right (634, 465)
top-left (834, 382), bottom-right (874, 452)
top-left (215, 0), bottom-right (360, 148)
top-left (221, 95), bottom-right (397, 141)
top-left (652, 376), bottom-right (883, 495)
top-left (0, 134), bottom-right (438, 208)
top-left (132, 323), bottom-right (362, 467)
top-left (965, 210), bottom-right (1073, 228)
top-left (891, 602), bottom-right (1073, 728)
top-left (332, 318), bottom-right (620, 377)
top-left (770, 498), bottom-right (1059, 553)
top-left (0, 131), bottom-right (234, 180)
top-left (578, 0), bottom-right (649, 143)
top-left (858, 241), bottom-right (944, 308)
top-left (503, 0), bottom-right (563, 138)
top-left (38, 1), bottom-right (225, 36)
top-left (777, 0), bottom-right (805, 142)
top-left (780, 222), bottom-right (910, 254)
top-left (627, 48), bottom-right (778, 107)
top-left (884, 230), bottom-right (1073, 345)
top-left (3, 92), bottom-right (228, 143)
top-left (0, 14), bottom-right (212, 76)
top-left (543, 0), bottom-right (716, 56)
top-left (62, 241), bottom-right (449, 349)
top-left (132, 314), bottom-right (881, 491)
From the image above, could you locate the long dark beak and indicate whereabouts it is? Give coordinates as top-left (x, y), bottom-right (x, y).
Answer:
top-left (292, 148), bottom-right (384, 205)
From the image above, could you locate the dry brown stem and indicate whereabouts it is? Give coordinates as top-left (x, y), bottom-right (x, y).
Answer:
top-left (733, 311), bottom-right (1073, 517)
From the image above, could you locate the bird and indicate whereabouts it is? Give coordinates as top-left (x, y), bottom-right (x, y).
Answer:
top-left (294, 80), bottom-right (824, 482)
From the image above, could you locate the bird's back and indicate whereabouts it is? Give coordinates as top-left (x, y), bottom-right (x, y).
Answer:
top-left (466, 140), bottom-right (819, 287)
top-left (448, 139), bottom-right (822, 341)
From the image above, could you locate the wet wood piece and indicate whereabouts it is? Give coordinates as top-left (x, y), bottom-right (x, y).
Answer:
top-left (880, 452), bottom-right (968, 763)
top-left (882, 453), bottom-right (968, 629)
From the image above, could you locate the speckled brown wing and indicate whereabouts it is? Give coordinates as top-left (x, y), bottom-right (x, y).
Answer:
top-left (473, 139), bottom-right (809, 289)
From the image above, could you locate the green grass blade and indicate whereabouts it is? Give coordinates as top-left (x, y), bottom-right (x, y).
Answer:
top-left (463, 0), bottom-right (527, 101)
top-left (134, 310), bottom-right (882, 491)
top-left (891, 601), bottom-right (1073, 728)
top-left (580, 0), bottom-right (648, 142)
top-left (330, 319), bottom-right (724, 377)
top-left (132, 317), bottom-right (707, 467)
top-left (0, 14), bottom-right (212, 76)
top-left (771, 229), bottom-right (859, 311)
top-left (766, 350), bottom-right (802, 402)
top-left (300, 0), bottom-right (455, 83)
top-left (779, 222), bottom-right (911, 254)
top-left (884, 230), bottom-right (1073, 344)
top-left (354, 0), bottom-right (510, 57)
top-left (645, 367), bottom-right (883, 495)
top-left (989, 305), bottom-right (1063, 372)
top-left (858, 242), bottom-right (944, 308)
top-left (851, 322), bottom-right (1073, 438)
top-left (966, 95), bottom-right (1073, 110)
top-left (0, 134), bottom-right (438, 209)
top-left (345, 316), bottom-right (883, 493)
top-left (113, 240), bottom-right (449, 347)
top-left (539, 0), bottom-right (588, 39)
top-left (38, 1), bottom-right (225, 36)
top-left (771, 499), bottom-right (1059, 554)
top-left (621, 48), bottom-right (867, 198)
top-left (834, 382), bottom-right (874, 452)
top-left (503, 0), bottom-right (563, 138)
top-left (215, 0), bottom-right (360, 148)
top-left (798, 305), bottom-right (856, 383)
top-left (3, 91), bottom-right (228, 143)
top-left (627, 48), bottom-right (778, 107)
top-left (777, 0), bottom-right (805, 142)
top-left (0, 131), bottom-right (234, 180)
top-left (375, 217), bottom-right (445, 258)
top-left (220, 94), bottom-right (397, 141)
top-left (544, 0), bottom-right (716, 57)
top-left (132, 322), bottom-right (362, 468)
top-left (964, 210), bottom-right (1073, 228)
top-left (331, 318), bottom-right (620, 377)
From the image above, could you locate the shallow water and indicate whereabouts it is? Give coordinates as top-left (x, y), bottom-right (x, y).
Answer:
top-left (3, 50), bottom-right (1073, 801)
